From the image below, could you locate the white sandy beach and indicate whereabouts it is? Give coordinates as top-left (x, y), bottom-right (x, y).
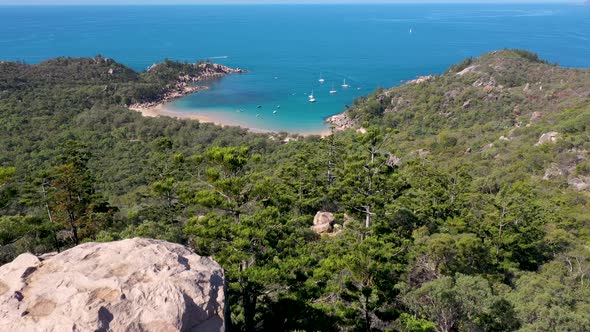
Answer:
top-left (130, 103), bottom-right (223, 126)
top-left (129, 103), bottom-right (332, 137)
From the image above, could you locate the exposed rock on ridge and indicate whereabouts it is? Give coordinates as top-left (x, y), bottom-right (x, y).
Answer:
top-left (0, 238), bottom-right (225, 332)
top-left (406, 75), bottom-right (434, 84)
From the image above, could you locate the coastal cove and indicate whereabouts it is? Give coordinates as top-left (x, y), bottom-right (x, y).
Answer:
top-left (1, 4), bottom-right (589, 133)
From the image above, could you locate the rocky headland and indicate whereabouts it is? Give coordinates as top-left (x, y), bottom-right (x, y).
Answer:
top-left (130, 62), bottom-right (245, 111)
top-left (0, 238), bottom-right (225, 332)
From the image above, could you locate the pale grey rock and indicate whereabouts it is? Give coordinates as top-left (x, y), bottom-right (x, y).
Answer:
top-left (472, 76), bottom-right (497, 88)
top-left (513, 105), bottom-right (521, 115)
top-left (0, 238), bottom-right (225, 332)
top-left (407, 75), bottom-right (434, 84)
top-left (312, 212), bottom-right (335, 234)
top-left (569, 177), bottom-right (590, 191)
top-left (313, 211), bottom-right (335, 226)
top-left (386, 155), bottom-right (402, 167)
top-left (325, 113), bottom-right (356, 131)
top-left (455, 65), bottom-right (480, 76)
top-left (543, 163), bottom-right (565, 180)
top-left (312, 223), bottom-right (333, 234)
top-left (530, 111), bottom-right (543, 122)
top-left (389, 96), bottom-right (411, 112)
top-left (535, 132), bottom-right (560, 146)
top-left (343, 214), bottom-right (355, 228)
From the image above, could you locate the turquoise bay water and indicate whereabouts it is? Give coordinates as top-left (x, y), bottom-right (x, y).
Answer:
top-left (1, 5), bottom-right (589, 133)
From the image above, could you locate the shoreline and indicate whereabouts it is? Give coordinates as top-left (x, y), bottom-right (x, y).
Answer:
top-left (127, 61), bottom-right (349, 138)
top-left (129, 103), bottom-right (334, 137)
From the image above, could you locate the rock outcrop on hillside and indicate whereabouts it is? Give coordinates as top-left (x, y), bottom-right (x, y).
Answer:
top-left (0, 238), bottom-right (225, 332)
top-left (325, 113), bottom-right (356, 131)
top-left (535, 132), bottom-right (560, 146)
top-left (312, 211), bottom-right (335, 234)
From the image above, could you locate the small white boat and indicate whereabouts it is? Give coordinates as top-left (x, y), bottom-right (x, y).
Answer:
top-left (273, 110), bottom-right (278, 114)
top-left (329, 84), bottom-right (337, 94)
top-left (341, 79), bottom-right (350, 88)
top-left (318, 73), bottom-right (325, 83)
top-left (409, 28), bottom-right (413, 34)
top-left (309, 90), bottom-right (316, 103)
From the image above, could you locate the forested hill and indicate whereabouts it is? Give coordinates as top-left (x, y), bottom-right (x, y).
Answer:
top-left (0, 56), bottom-right (261, 192)
top-left (0, 55), bottom-right (241, 104)
top-left (348, 49), bottom-right (590, 130)
top-left (2, 50), bottom-right (590, 331)
top-left (345, 49), bottom-right (590, 192)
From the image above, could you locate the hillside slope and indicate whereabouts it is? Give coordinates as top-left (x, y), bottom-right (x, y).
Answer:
top-left (2, 50), bottom-right (590, 331)
top-left (338, 49), bottom-right (590, 193)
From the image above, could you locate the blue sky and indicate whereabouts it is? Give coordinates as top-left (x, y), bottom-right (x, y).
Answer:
top-left (0, 0), bottom-right (577, 4)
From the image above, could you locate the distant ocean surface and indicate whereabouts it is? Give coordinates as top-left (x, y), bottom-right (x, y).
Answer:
top-left (1, 4), bottom-right (589, 134)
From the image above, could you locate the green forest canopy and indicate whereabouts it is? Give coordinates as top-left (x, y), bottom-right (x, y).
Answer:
top-left (1, 49), bottom-right (590, 331)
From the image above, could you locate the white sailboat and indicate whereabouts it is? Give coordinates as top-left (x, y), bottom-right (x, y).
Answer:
top-left (309, 90), bottom-right (316, 103)
top-left (329, 84), bottom-right (337, 94)
top-left (318, 72), bottom-right (325, 83)
top-left (341, 79), bottom-right (350, 88)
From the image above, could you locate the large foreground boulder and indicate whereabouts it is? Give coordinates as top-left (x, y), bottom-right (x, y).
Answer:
top-left (0, 238), bottom-right (225, 332)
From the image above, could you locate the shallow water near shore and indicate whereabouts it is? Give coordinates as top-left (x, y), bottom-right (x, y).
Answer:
top-left (1, 4), bottom-right (589, 133)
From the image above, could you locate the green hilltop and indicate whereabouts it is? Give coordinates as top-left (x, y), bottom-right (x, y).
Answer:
top-left (346, 49), bottom-right (590, 194)
top-left (1, 50), bottom-right (590, 331)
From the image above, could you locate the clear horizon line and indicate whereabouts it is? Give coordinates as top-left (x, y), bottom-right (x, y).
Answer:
top-left (0, 1), bottom-right (581, 5)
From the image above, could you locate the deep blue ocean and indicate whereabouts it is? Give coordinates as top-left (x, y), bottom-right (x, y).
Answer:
top-left (1, 4), bottom-right (589, 133)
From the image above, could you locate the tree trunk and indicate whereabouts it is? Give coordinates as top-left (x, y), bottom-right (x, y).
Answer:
top-left (67, 210), bottom-right (79, 245)
top-left (41, 184), bottom-right (60, 252)
top-left (365, 205), bottom-right (372, 228)
top-left (364, 295), bottom-right (371, 332)
top-left (243, 286), bottom-right (257, 332)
